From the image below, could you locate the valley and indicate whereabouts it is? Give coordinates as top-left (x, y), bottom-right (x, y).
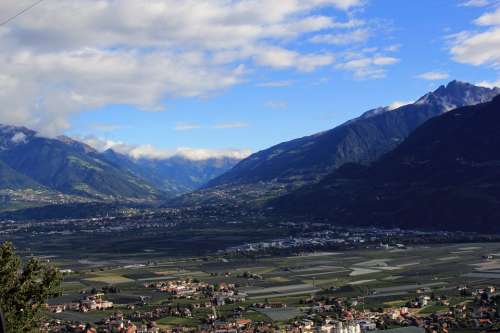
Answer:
top-left (2, 1), bottom-right (500, 332)
top-left (26, 236), bottom-right (500, 332)
top-left (1, 81), bottom-right (500, 333)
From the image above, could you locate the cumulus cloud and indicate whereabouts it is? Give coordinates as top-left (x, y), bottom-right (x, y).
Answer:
top-left (450, 7), bottom-right (500, 68)
top-left (310, 28), bottom-right (370, 45)
top-left (11, 132), bottom-right (27, 144)
top-left (256, 80), bottom-right (295, 88)
top-left (253, 47), bottom-right (334, 72)
top-left (336, 52), bottom-right (400, 79)
top-left (476, 80), bottom-right (500, 88)
top-left (0, 0), bottom-right (367, 135)
top-left (475, 6), bottom-right (500, 25)
top-left (80, 136), bottom-right (252, 161)
top-left (417, 71), bottom-right (450, 81)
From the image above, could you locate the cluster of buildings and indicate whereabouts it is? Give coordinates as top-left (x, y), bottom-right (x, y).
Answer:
top-left (44, 321), bottom-right (159, 333)
top-left (46, 293), bottom-right (114, 314)
top-left (128, 305), bottom-right (193, 322)
top-left (293, 319), bottom-right (364, 333)
top-left (292, 285), bottom-right (500, 333)
top-left (147, 279), bottom-right (210, 298)
top-left (415, 286), bottom-right (500, 333)
top-left (221, 227), bottom-right (475, 255)
top-left (147, 279), bottom-right (247, 305)
top-left (41, 284), bottom-right (500, 333)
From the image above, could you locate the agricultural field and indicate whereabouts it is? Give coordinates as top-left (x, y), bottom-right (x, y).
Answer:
top-left (42, 242), bottom-right (500, 328)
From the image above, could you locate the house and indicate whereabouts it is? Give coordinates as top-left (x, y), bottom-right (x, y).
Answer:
top-left (358, 320), bottom-right (376, 332)
top-left (236, 319), bottom-right (252, 328)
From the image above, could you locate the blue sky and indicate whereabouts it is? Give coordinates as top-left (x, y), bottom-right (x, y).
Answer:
top-left (1, 0), bottom-right (499, 159)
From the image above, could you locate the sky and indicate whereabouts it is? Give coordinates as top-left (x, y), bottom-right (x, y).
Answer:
top-left (0, 0), bottom-right (499, 160)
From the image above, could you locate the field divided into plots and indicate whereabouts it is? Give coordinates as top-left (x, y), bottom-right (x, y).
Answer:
top-left (44, 242), bottom-right (500, 327)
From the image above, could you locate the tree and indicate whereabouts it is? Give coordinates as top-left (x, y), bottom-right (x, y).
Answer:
top-left (0, 242), bottom-right (62, 332)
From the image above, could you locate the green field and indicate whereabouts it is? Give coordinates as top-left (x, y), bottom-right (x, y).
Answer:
top-left (43, 242), bottom-right (500, 325)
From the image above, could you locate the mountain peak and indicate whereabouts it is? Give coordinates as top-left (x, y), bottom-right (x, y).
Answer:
top-left (0, 124), bottom-right (36, 150)
top-left (272, 96), bottom-right (500, 232)
top-left (445, 79), bottom-right (471, 89)
top-left (206, 81), bottom-right (500, 194)
top-left (415, 80), bottom-right (499, 111)
top-left (434, 80), bottom-right (477, 96)
top-left (354, 81), bottom-right (496, 123)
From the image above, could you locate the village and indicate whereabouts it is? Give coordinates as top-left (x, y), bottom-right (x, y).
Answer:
top-left (4, 221), bottom-right (500, 333)
top-left (40, 267), bottom-right (500, 333)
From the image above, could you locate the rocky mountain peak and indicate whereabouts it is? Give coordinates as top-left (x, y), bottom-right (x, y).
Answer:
top-left (415, 80), bottom-right (499, 111)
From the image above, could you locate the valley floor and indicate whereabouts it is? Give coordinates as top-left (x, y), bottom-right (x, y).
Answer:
top-left (2, 210), bottom-right (500, 332)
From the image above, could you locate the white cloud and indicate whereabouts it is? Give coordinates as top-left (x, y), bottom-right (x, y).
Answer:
top-left (475, 7), bottom-right (500, 25)
top-left (324, 0), bottom-right (364, 10)
top-left (372, 56), bottom-right (399, 66)
top-left (310, 28), bottom-right (370, 45)
top-left (459, 0), bottom-right (492, 7)
top-left (451, 28), bottom-right (500, 67)
top-left (174, 122), bottom-right (202, 131)
top-left (476, 79), bottom-right (500, 88)
top-left (256, 80), bottom-right (295, 88)
top-left (172, 147), bottom-right (252, 161)
top-left (11, 132), bottom-right (27, 144)
top-left (253, 47), bottom-right (334, 72)
top-left (329, 18), bottom-right (366, 29)
top-left (384, 44), bottom-right (401, 52)
top-left (0, 0), bottom-right (366, 135)
top-left (336, 53), bottom-right (400, 79)
top-left (0, 48), bottom-right (245, 136)
top-left (450, 7), bottom-right (500, 68)
top-left (417, 71), bottom-right (450, 81)
top-left (80, 137), bottom-right (252, 161)
top-left (213, 122), bottom-right (249, 129)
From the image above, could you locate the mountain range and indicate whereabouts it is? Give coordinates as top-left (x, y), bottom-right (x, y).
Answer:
top-left (271, 95), bottom-right (500, 233)
top-left (101, 149), bottom-right (240, 195)
top-left (2, 80), bottom-right (500, 229)
top-left (0, 126), bottom-right (240, 210)
top-left (175, 81), bottom-right (500, 206)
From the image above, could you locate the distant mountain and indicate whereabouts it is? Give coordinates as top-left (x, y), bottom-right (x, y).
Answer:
top-left (271, 95), bottom-right (500, 233)
top-left (0, 125), bottom-right (162, 205)
top-left (101, 149), bottom-right (241, 195)
top-left (0, 124), bottom-right (243, 210)
top-left (185, 81), bottom-right (498, 205)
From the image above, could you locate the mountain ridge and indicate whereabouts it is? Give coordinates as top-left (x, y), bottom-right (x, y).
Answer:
top-left (170, 81), bottom-right (499, 207)
top-left (0, 125), bottom-right (242, 209)
top-left (101, 149), bottom-right (241, 196)
top-left (271, 95), bottom-right (500, 232)
top-left (0, 125), bottom-right (163, 203)
top-left (207, 81), bottom-right (499, 189)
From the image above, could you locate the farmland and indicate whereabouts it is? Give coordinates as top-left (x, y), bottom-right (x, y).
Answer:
top-left (39, 241), bottom-right (500, 330)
